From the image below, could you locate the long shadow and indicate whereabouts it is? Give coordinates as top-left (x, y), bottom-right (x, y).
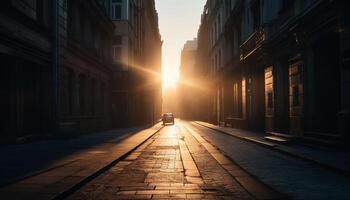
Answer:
top-left (0, 127), bottom-right (142, 187)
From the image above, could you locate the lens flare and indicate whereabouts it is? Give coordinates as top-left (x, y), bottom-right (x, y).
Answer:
top-left (162, 66), bottom-right (179, 89)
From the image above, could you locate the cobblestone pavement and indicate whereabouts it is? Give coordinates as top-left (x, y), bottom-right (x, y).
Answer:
top-left (68, 123), bottom-right (254, 200)
top-left (185, 121), bottom-right (350, 200)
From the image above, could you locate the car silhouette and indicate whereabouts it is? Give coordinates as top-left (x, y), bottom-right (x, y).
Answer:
top-left (162, 113), bottom-right (175, 125)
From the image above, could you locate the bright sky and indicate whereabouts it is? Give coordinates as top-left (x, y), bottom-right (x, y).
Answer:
top-left (155, 0), bottom-right (206, 89)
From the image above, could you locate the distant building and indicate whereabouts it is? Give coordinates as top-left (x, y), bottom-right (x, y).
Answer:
top-left (194, 0), bottom-right (350, 146)
top-left (179, 38), bottom-right (199, 119)
top-left (181, 39), bottom-right (198, 75)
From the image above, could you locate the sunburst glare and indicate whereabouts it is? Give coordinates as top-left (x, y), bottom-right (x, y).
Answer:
top-left (162, 66), bottom-right (179, 89)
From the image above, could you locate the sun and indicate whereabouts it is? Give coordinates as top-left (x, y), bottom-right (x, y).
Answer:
top-left (162, 66), bottom-right (179, 89)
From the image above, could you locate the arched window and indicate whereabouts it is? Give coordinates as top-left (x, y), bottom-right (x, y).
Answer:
top-left (90, 79), bottom-right (97, 115)
top-left (100, 83), bottom-right (106, 115)
top-left (61, 67), bottom-right (74, 115)
top-left (78, 74), bottom-right (87, 115)
top-left (67, 69), bottom-right (74, 114)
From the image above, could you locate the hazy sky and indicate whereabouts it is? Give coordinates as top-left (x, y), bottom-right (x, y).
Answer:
top-left (155, 0), bottom-right (206, 87)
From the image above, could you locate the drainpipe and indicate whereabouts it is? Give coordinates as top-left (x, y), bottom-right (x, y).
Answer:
top-left (52, 0), bottom-right (60, 135)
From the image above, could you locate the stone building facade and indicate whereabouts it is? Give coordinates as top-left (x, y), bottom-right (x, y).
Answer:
top-left (0, 0), bottom-right (162, 141)
top-left (196, 0), bottom-right (350, 145)
top-left (60, 0), bottom-right (115, 133)
top-left (0, 0), bottom-right (53, 140)
top-left (195, 5), bottom-right (211, 122)
top-left (109, 0), bottom-right (162, 127)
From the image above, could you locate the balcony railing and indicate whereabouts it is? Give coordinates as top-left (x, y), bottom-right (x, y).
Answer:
top-left (239, 28), bottom-right (265, 60)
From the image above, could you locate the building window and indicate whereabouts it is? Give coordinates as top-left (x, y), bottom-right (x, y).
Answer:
top-left (111, 0), bottom-right (122, 20)
top-left (100, 83), bottom-right (106, 114)
top-left (279, 0), bottom-right (294, 13)
top-left (220, 86), bottom-right (224, 121)
top-left (218, 14), bottom-right (221, 35)
top-left (292, 85), bottom-right (300, 106)
top-left (61, 68), bottom-right (74, 115)
top-left (13, 0), bottom-right (37, 19)
top-left (233, 82), bottom-right (239, 117)
top-left (215, 54), bottom-right (218, 72)
top-left (251, 1), bottom-right (261, 30)
top-left (233, 77), bottom-right (247, 119)
top-left (211, 27), bottom-right (215, 47)
top-left (113, 35), bottom-right (122, 45)
top-left (67, 69), bottom-right (74, 115)
top-left (113, 46), bottom-right (122, 61)
top-left (241, 77), bottom-right (246, 119)
top-left (21, 0), bottom-right (37, 11)
top-left (211, 58), bottom-right (215, 75)
top-left (209, 32), bottom-right (212, 49)
top-left (113, 35), bottom-right (123, 62)
top-left (219, 49), bottom-right (222, 68)
top-left (267, 92), bottom-right (273, 108)
top-left (36, 0), bottom-right (43, 21)
top-left (90, 79), bottom-right (97, 115)
top-left (214, 22), bottom-right (217, 41)
top-left (78, 74), bottom-right (87, 115)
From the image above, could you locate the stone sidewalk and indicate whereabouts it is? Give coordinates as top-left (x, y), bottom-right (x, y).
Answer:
top-left (0, 123), bottom-right (163, 200)
top-left (68, 123), bottom-right (283, 200)
top-left (195, 121), bottom-right (350, 174)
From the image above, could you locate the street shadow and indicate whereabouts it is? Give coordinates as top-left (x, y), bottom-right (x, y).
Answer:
top-left (0, 127), bottom-right (142, 187)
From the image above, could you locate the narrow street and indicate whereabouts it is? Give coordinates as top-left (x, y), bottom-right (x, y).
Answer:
top-left (67, 121), bottom-right (272, 200)
top-left (1, 121), bottom-right (350, 199)
top-left (66, 120), bottom-right (350, 200)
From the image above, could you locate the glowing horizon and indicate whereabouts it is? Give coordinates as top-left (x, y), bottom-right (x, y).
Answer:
top-left (155, 0), bottom-right (206, 90)
top-left (162, 66), bottom-right (179, 89)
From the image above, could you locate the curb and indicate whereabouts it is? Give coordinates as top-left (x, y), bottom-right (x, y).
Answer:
top-left (183, 124), bottom-right (289, 200)
top-left (51, 125), bottom-right (164, 200)
top-left (194, 121), bottom-right (350, 177)
top-left (194, 122), bottom-right (277, 149)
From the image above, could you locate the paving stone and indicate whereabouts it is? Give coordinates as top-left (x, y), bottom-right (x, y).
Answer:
top-left (115, 194), bottom-right (152, 199)
top-left (119, 186), bottom-right (155, 191)
top-left (68, 125), bottom-right (254, 199)
top-left (169, 189), bottom-right (203, 194)
top-left (136, 190), bottom-right (170, 195)
top-left (152, 193), bottom-right (186, 199)
top-left (117, 190), bottom-right (137, 195)
top-left (179, 125), bottom-right (253, 200)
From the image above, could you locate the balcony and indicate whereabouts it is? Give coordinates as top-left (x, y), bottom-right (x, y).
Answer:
top-left (240, 28), bottom-right (265, 60)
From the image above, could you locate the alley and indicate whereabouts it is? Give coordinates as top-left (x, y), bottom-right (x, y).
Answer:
top-left (67, 122), bottom-right (267, 200)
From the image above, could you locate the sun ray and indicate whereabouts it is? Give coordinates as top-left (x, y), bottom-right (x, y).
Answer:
top-left (162, 66), bottom-right (179, 89)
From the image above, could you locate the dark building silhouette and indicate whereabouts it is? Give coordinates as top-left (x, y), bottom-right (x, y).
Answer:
top-left (0, 0), bottom-right (54, 140)
top-left (109, 0), bottom-right (162, 128)
top-left (61, 0), bottom-right (114, 133)
top-left (194, 0), bottom-right (350, 146)
top-left (195, 5), bottom-right (211, 122)
top-left (0, 0), bottom-right (162, 141)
